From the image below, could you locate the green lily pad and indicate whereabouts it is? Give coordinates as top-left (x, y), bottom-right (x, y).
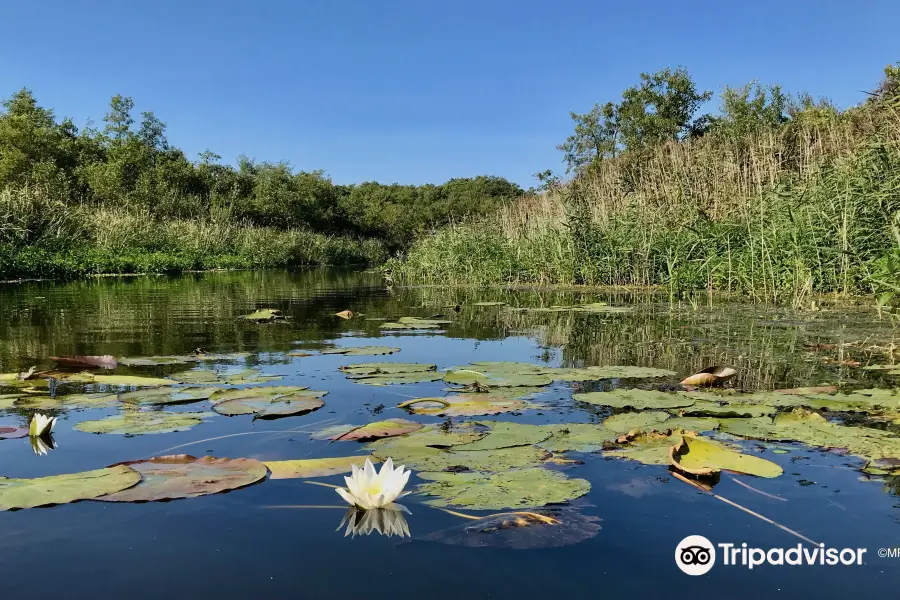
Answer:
top-left (368, 435), bottom-right (550, 473)
top-left (398, 394), bottom-right (530, 417)
top-left (118, 356), bottom-right (200, 366)
top-left (451, 421), bottom-right (555, 451)
top-left (605, 429), bottom-right (693, 465)
top-left (208, 386), bottom-right (312, 405)
top-left (0, 465), bottom-right (141, 510)
top-left (538, 423), bottom-right (620, 453)
top-left (366, 423), bottom-right (487, 452)
top-left (323, 419), bottom-right (424, 442)
top-left (321, 346), bottom-right (401, 356)
top-left (602, 411), bottom-right (672, 433)
top-left (264, 456), bottom-right (378, 479)
top-left (74, 412), bottom-right (208, 435)
top-left (341, 363), bottom-right (441, 385)
top-left (572, 303), bottom-right (633, 313)
top-left (418, 468), bottom-right (591, 510)
top-left (380, 317), bottom-right (450, 330)
top-left (573, 389), bottom-right (695, 410)
top-left (98, 455), bottom-right (268, 501)
top-left (547, 366), bottom-right (676, 381)
top-left (119, 387), bottom-right (221, 406)
top-left (670, 435), bottom-right (783, 478)
top-left (91, 374), bottom-right (179, 387)
top-left (14, 393), bottom-right (121, 410)
top-left (239, 308), bottom-right (284, 322)
top-left (444, 368), bottom-right (552, 388)
top-left (212, 393), bottom-right (325, 419)
top-left (680, 401), bottom-right (776, 418)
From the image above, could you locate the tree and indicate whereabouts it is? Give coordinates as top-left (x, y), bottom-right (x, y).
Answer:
top-left (710, 81), bottom-right (788, 139)
top-left (103, 94), bottom-right (135, 143)
top-left (617, 67), bottom-right (712, 151)
top-left (557, 101), bottom-right (619, 173)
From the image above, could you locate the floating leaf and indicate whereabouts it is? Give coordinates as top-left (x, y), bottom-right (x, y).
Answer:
top-left (418, 468), bottom-right (591, 510)
top-left (398, 394), bottom-right (530, 417)
top-left (0, 426), bottom-right (29, 439)
top-left (341, 362), bottom-right (441, 385)
top-left (327, 419), bottom-right (424, 441)
top-left (208, 386), bottom-right (312, 405)
top-left (572, 303), bottom-right (633, 313)
top-left (51, 355), bottom-right (118, 370)
top-left (264, 456), bottom-right (378, 479)
top-left (680, 401), bottom-right (775, 418)
top-left (451, 421), bottom-right (555, 451)
top-left (418, 507), bottom-right (601, 549)
top-left (15, 393), bottom-right (120, 410)
top-left (212, 393), bottom-right (325, 419)
top-left (380, 317), bottom-right (450, 330)
top-left (367, 423), bottom-right (487, 450)
top-left (0, 465), bottom-right (141, 510)
top-left (473, 301), bottom-right (506, 307)
top-left (538, 424), bottom-right (619, 453)
top-left (574, 389), bottom-right (695, 410)
top-left (444, 368), bottom-right (552, 388)
top-left (602, 411), bottom-right (672, 433)
top-left (75, 412), bottom-right (207, 435)
top-left (321, 346), bottom-right (400, 356)
top-left (118, 355), bottom-right (199, 366)
top-left (169, 369), bottom-right (223, 384)
top-left (774, 386), bottom-right (839, 395)
top-left (372, 444), bottom-right (549, 473)
top-left (120, 387), bottom-right (220, 406)
top-left (98, 455), bottom-right (267, 502)
top-left (548, 366), bottom-right (676, 381)
top-left (240, 308), bottom-right (284, 322)
top-left (605, 429), bottom-right (694, 465)
top-left (669, 435), bottom-right (783, 478)
top-left (334, 310), bottom-right (354, 319)
top-left (681, 366), bottom-right (738, 387)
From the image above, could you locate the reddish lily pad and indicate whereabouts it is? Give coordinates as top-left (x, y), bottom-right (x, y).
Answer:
top-left (0, 426), bottom-right (29, 439)
top-left (325, 419), bottom-right (424, 442)
top-left (51, 355), bottom-right (118, 370)
top-left (98, 455), bottom-right (268, 502)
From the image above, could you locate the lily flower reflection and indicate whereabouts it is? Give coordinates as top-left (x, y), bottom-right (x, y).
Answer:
top-left (337, 505), bottom-right (411, 538)
top-left (30, 434), bottom-right (57, 456)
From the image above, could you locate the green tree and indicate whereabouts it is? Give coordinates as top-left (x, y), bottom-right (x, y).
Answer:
top-left (557, 101), bottom-right (619, 173)
top-left (617, 67), bottom-right (712, 151)
top-left (710, 81), bottom-right (788, 139)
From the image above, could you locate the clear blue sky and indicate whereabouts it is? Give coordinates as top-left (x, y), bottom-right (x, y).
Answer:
top-left (1, 0), bottom-right (897, 187)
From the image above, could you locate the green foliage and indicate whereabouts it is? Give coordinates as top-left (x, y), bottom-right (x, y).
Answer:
top-left (710, 81), bottom-right (788, 139)
top-left (0, 90), bottom-right (520, 278)
top-left (617, 66), bottom-right (712, 151)
top-left (557, 101), bottom-right (619, 173)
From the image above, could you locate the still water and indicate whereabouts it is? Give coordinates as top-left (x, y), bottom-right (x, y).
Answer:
top-left (1, 269), bottom-right (899, 598)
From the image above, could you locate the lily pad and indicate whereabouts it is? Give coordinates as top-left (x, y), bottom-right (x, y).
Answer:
top-left (472, 301), bottom-right (506, 307)
top-left (380, 317), bottom-right (450, 330)
top-left (376, 444), bottom-right (551, 473)
top-left (669, 435), bottom-right (783, 478)
top-left (118, 355), bottom-right (200, 366)
top-left (98, 455), bottom-right (267, 502)
top-left (239, 308), bottom-right (284, 322)
top-left (208, 386), bottom-right (312, 405)
top-left (398, 394), bottom-right (530, 417)
top-left (680, 401), bottom-right (776, 418)
top-left (575, 389), bottom-right (695, 410)
top-left (212, 393), bottom-right (325, 419)
top-left (605, 429), bottom-right (694, 465)
top-left (325, 419), bottom-right (424, 442)
top-left (367, 423), bottom-right (487, 451)
top-left (341, 363), bottom-right (441, 385)
top-left (119, 387), bottom-right (221, 406)
top-left (573, 303), bottom-right (633, 313)
top-left (0, 465), bottom-right (141, 510)
top-left (418, 507), bottom-right (602, 550)
top-left (602, 411), bottom-right (672, 433)
top-left (444, 368), bottom-right (552, 388)
top-left (74, 412), bottom-right (207, 435)
top-left (538, 424), bottom-right (619, 453)
top-left (14, 393), bottom-right (120, 410)
top-left (0, 426), bottom-right (29, 439)
top-left (264, 456), bottom-right (378, 479)
top-left (321, 346), bottom-right (401, 356)
top-left (89, 374), bottom-right (179, 387)
top-left (451, 421), bottom-right (555, 451)
top-left (418, 468), bottom-right (591, 510)
top-left (548, 366), bottom-right (676, 381)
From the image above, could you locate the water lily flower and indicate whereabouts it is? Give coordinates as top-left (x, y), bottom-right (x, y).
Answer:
top-left (336, 458), bottom-right (411, 509)
top-left (30, 435), bottom-right (56, 456)
top-left (337, 506), bottom-right (411, 538)
top-left (29, 413), bottom-right (56, 437)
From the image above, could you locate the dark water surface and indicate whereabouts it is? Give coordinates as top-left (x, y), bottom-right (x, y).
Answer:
top-left (1, 269), bottom-right (899, 598)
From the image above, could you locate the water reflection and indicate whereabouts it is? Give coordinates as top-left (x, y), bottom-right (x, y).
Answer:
top-left (30, 433), bottom-right (56, 456)
top-left (337, 506), bottom-right (411, 539)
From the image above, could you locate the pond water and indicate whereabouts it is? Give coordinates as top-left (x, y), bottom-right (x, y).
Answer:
top-left (1, 269), bottom-right (899, 598)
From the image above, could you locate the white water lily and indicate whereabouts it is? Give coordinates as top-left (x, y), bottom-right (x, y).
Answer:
top-left (337, 506), bottom-right (411, 538)
top-left (335, 458), bottom-right (411, 509)
top-left (30, 434), bottom-right (56, 456)
top-left (29, 413), bottom-right (56, 437)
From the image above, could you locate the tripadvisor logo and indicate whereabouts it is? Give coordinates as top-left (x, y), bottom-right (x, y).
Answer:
top-left (675, 535), bottom-right (868, 575)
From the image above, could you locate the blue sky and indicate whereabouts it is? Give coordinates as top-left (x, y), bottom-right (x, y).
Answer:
top-left (1, 0), bottom-right (897, 187)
